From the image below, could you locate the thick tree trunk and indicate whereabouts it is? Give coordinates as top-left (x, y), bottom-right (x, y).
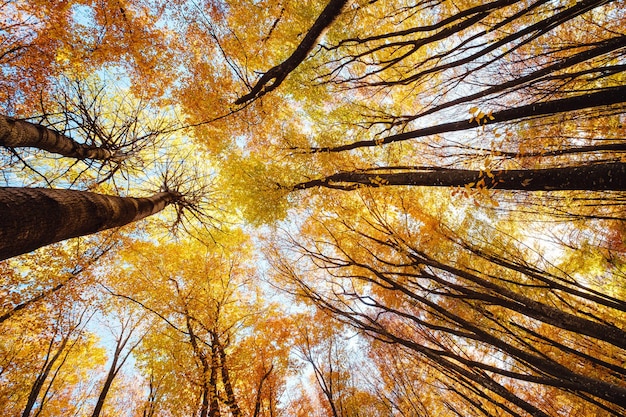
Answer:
top-left (0, 114), bottom-right (118, 160)
top-left (0, 188), bottom-right (180, 261)
top-left (293, 162), bottom-right (626, 191)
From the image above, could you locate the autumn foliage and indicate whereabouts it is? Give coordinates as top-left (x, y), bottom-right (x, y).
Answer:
top-left (1, 0), bottom-right (625, 416)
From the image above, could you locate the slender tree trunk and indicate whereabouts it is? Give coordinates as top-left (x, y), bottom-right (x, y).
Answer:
top-left (213, 333), bottom-right (241, 417)
top-left (309, 85), bottom-right (626, 153)
top-left (183, 311), bottom-right (218, 417)
top-left (142, 373), bottom-right (160, 417)
top-left (0, 115), bottom-right (119, 160)
top-left (292, 162), bottom-right (626, 192)
top-left (208, 345), bottom-right (221, 417)
top-left (21, 336), bottom-right (69, 417)
top-left (0, 187), bottom-right (180, 261)
top-left (400, 35), bottom-right (626, 124)
top-left (90, 354), bottom-right (120, 417)
top-left (235, 0), bottom-right (349, 104)
top-left (252, 364), bottom-right (273, 417)
top-left (2, 282), bottom-right (65, 323)
top-left (91, 327), bottom-right (138, 417)
top-left (0, 246), bottom-right (111, 322)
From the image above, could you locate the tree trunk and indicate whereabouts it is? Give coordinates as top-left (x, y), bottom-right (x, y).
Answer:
top-left (293, 162), bottom-right (626, 192)
top-left (21, 336), bottom-right (69, 417)
top-left (0, 115), bottom-right (119, 160)
top-left (252, 364), bottom-right (273, 417)
top-left (213, 333), bottom-right (241, 417)
top-left (90, 352), bottom-right (120, 417)
top-left (0, 187), bottom-right (180, 261)
top-left (183, 311), bottom-right (217, 417)
top-left (309, 85), bottom-right (626, 153)
top-left (91, 324), bottom-right (138, 417)
top-left (208, 345), bottom-right (221, 417)
top-left (235, 0), bottom-right (349, 104)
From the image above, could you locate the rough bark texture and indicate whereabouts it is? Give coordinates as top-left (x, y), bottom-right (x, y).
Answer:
top-left (0, 188), bottom-right (180, 261)
top-left (293, 162), bottom-right (626, 191)
top-left (0, 114), bottom-right (117, 160)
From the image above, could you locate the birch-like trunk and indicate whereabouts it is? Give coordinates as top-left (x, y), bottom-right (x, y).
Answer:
top-left (0, 114), bottom-right (118, 160)
top-left (0, 187), bottom-right (180, 260)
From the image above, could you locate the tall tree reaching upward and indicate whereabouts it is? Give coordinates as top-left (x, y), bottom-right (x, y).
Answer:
top-left (270, 188), bottom-right (626, 416)
top-left (1, 1), bottom-right (626, 416)
top-left (0, 188), bottom-right (181, 261)
top-left (0, 115), bottom-right (120, 161)
top-left (291, 162), bottom-right (626, 191)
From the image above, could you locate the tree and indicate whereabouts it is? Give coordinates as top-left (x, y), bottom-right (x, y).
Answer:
top-left (90, 303), bottom-right (148, 417)
top-left (292, 312), bottom-right (386, 417)
top-left (0, 115), bottom-right (120, 161)
top-left (0, 78), bottom-right (214, 261)
top-left (0, 294), bottom-right (105, 417)
top-left (234, 0), bottom-right (350, 104)
top-left (290, 162), bottom-right (626, 192)
top-left (104, 236), bottom-right (294, 417)
top-left (19, 306), bottom-right (90, 417)
top-left (218, 0), bottom-right (626, 220)
top-left (270, 187), bottom-right (626, 416)
top-left (2, 0), bottom-right (626, 416)
top-left (0, 3), bottom-right (197, 261)
top-left (0, 187), bottom-right (181, 261)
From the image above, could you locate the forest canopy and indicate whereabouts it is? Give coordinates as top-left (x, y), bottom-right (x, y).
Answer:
top-left (1, 0), bottom-right (625, 416)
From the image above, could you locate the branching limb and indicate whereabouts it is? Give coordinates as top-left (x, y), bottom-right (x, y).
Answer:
top-left (235, 0), bottom-right (350, 104)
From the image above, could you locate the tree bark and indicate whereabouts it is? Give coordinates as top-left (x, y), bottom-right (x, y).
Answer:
top-left (0, 115), bottom-right (119, 160)
top-left (0, 187), bottom-right (180, 261)
top-left (308, 85), bottom-right (626, 153)
top-left (292, 162), bottom-right (626, 192)
top-left (91, 321), bottom-right (139, 417)
top-left (208, 344), bottom-right (221, 417)
top-left (21, 335), bottom-right (69, 417)
top-left (213, 333), bottom-right (241, 417)
top-left (183, 311), bottom-right (217, 417)
top-left (90, 351), bottom-right (120, 417)
top-left (235, 0), bottom-right (349, 104)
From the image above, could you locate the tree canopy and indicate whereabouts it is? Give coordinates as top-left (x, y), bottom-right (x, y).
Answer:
top-left (1, 0), bottom-right (625, 416)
